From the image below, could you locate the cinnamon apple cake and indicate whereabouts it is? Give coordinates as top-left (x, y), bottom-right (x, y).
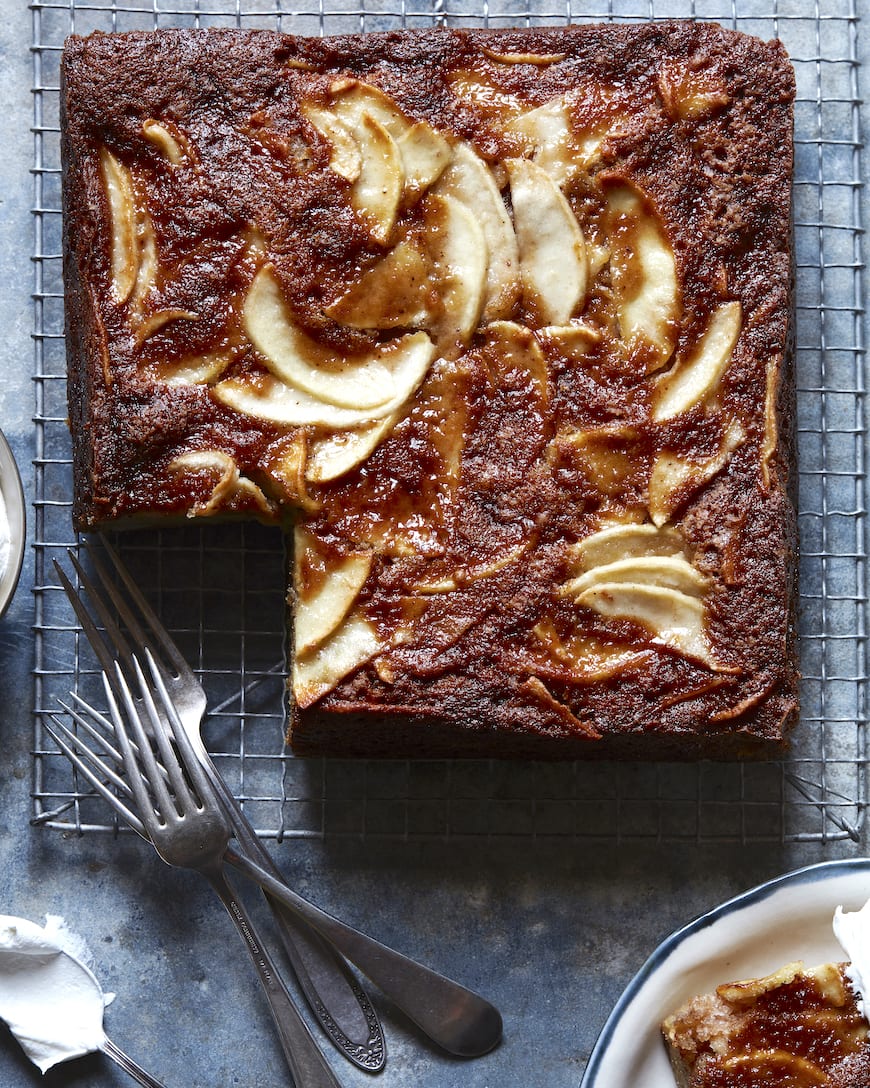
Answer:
top-left (662, 961), bottom-right (870, 1087)
top-left (60, 22), bottom-right (798, 758)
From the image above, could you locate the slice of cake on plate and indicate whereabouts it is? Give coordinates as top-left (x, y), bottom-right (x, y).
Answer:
top-left (662, 901), bottom-right (870, 1087)
top-left (61, 23), bottom-right (798, 758)
top-left (663, 961), bottom-right (870, 1087)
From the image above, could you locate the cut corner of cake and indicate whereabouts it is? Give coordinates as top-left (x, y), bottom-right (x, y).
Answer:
top-left (60, 20), bottom-right (799, 759)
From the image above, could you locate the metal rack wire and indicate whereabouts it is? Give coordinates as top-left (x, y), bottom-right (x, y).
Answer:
top-left (30, 0), bottom-right (867, 845)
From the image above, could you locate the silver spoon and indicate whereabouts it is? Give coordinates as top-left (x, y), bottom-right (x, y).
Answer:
top-left (0, 914), bottom-right (167, 1088)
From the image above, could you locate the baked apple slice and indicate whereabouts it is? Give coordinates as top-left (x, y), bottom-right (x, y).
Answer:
top-left (506, 158), bottom-right (587, 325)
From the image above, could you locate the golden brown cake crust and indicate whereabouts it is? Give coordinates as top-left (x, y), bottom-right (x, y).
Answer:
top-left (61, 24), bottom-right (798, 759)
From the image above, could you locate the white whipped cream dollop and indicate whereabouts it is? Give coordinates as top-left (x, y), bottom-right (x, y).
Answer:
top-left (0, 914), bottom-right (113, 1072)
top-left (833, 898), bottom-right (870, 1022)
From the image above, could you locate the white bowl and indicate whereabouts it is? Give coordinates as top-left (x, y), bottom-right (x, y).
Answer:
top-left (0, 429), bottom-right (25, 617)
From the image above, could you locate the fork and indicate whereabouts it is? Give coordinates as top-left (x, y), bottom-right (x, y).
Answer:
top-left (55, 540), bottom-right (385, 1073)
top-left (79, 660), bottom-right (344, 1088)
top-left (48, 653), bottom-right (503, 1059)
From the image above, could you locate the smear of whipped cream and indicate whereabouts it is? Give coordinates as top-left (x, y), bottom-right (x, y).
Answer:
top-left (0, 914), bottom-right (114, 1072)
top-left (834, 898), bottom-right (870, 1022)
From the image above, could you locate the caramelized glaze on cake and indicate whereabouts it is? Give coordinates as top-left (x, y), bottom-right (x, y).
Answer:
top-left (61, 24), bottom-right (798, 758)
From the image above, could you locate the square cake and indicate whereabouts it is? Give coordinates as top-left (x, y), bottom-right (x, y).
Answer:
top-left (61, 22), bottom-right (798, 759)
top-left (663, 960), bottom-right (870, 1087)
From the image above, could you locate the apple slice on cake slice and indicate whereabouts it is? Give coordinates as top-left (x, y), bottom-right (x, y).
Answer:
top-left (100, 147), bottom-right (158, 315)
top-left (434, 142), bottom-right (520, 322)
top-left (568, 522), bottom-right (685, 571)
top-left (564, 555), bottom-right (708, 598)
top-left (293, 526), bottom-right (381, 705)
top-left (505, 98), bottom-right (575, 186)
top-left (422, 192), bottom-right (488, 350)
top-left (100, 148), bottom-right (139, 304)
top-left (329, 80), bottom-right (451, 202)
top-left (604, 179), bottom-right (679, 372)
top-left (653, 301), bottom-right (743, 421)
top-left (538, 322), bottom-right (602, 360)
top-left (506, 158), bottom-right (588, 325)
top-left (306, 413), bottom-right (405, 483)
top-left (323, 236), bottom-right (434, 330)
top-left (348, 112), bottom-right (404, 244)
top-left (168, 449), bottom-right (275, 519)
top-left (294, 527), bottom-right (375, 656)
top-left (395, 122), bottom-right (453, 199)
top-left (244, 264), bottom-right (435, 410)
top-left (301, 104), bottom-right (362, 182)
top-left (293, 613), bottom-right (382, 706)
top-left (575, 581), bottom-right (717, 667)
top-left (212, 373), bottom-right (392, 429)
top-left (562, 521), bottom-right (722, 669)
top-left (648, 419), bottom-right (746, 526)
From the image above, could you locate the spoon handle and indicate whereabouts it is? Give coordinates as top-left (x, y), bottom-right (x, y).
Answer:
top-left (226, 846), bottom-right (503, 1058)
top-left (202, 863), bottom-right (343, 1088)
top-left (100, 1037), bottom-right (168, 1088)
top-left (203, 752), bottom-right (385, 1071)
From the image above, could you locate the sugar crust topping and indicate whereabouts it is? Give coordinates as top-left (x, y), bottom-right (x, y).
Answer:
top-left (90, 52), bottom-right (782, 708)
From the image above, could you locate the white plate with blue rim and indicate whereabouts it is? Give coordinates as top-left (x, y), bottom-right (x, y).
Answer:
top-left (580, 859), bottom-right (870, 1087)
top-left (0, 428), bottom-right (24, 618)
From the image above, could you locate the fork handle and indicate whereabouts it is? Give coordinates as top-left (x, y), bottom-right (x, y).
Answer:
top-left (100, 1037), bottom-right (168, 1088)
top-left (225, 847), bottom-right (503, 1059)
top-left (202, 863), bottom-right (342, 1088)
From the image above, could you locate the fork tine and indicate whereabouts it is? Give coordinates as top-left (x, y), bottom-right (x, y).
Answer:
top-left (58, 695), bottom-right (126, 769)
top-left (54, 559), bottom-right (119, 679)
top-left (81, 540), bottom-right (164, 668)
top-left (69, 548), bottom-right (175, 718)
top-left (48, 710), bottom-right (132, 801)
top-left (104, 668), bottom-right (176, 825)
top-left (145, 650), bottom-right (216, 804)
top-left (67, 547), bottom-right (139, 663)
top-left (128, 654), bottom-right (196, 811)
top-left (56, 556), bottom-right (145, 735)
top-left (95, 536), bottom-right (192, 681)
top-left (59, 547), bottom-right (173, 702)
top-left (43, 715), bottom-right (147, 836)
top-left (64, 691), bottom-right (175, 796)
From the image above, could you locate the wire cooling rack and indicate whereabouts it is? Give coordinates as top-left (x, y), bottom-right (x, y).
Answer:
top-left (30, 0), bottom-right (867, 845)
